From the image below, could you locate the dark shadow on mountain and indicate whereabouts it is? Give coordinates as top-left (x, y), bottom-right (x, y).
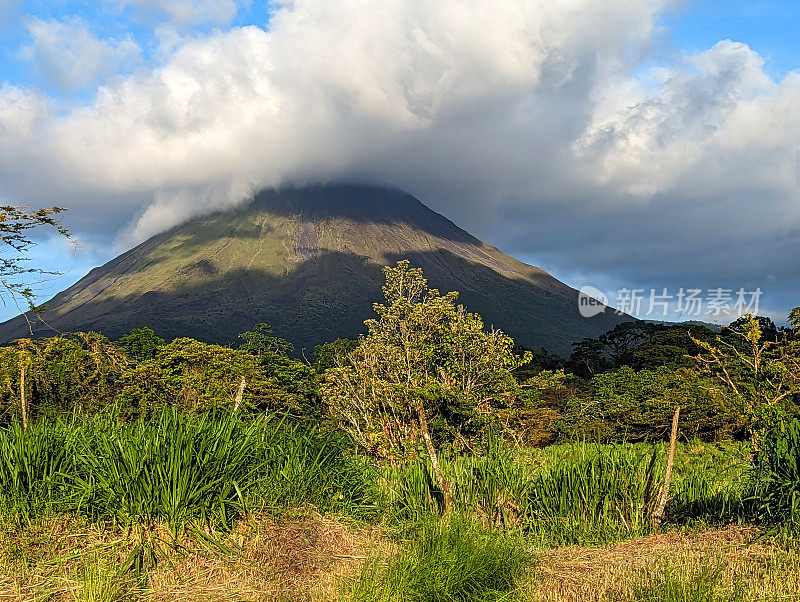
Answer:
top-left (250, 184), bottom-right (476, 241)
top-left (0, 249), bottom-right (631, 357)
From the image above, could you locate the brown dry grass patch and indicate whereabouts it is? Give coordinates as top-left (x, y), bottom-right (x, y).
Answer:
top-left (0, 514), bottom-right (136, 600)
top-left (146, 512), bottom-right (387, 601)
top-left (528, 525), bottom-right (800, 601)
top-left (0, 513), bottom-right (387, 602)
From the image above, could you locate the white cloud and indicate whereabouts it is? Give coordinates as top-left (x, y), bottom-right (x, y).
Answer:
top-left (0, 0), bottom-right (799, 314)
top-left (2, 0), bottom-right (668, 230)
top-left (575, 41), bottom-right (787, 196)
top-left (21, 17), bottom-right (141, 92)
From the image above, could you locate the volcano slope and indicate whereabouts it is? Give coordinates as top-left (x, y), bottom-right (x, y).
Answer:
top-left (0, 185), bottom-right (630, 356)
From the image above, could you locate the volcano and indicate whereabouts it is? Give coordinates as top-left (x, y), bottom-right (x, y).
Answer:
top-left (0, 185), bottom-right (630, 356)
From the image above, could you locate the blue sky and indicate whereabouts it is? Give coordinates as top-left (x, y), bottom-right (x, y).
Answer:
top-left (664, 0), bottom-right (800, 79)
top-left (0, 0), bottom-right (799, 326)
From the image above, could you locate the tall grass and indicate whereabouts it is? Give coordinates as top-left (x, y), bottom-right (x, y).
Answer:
top-left (632, 559), bottom-right (741, 602)
top-left (374, 439), bottom-right (666, 545)
top-left (525, 442), bottom-right (661, 545)
top-left (668, 441), bottom-right (751, 526)
top-left (0, 419), bottom-right (78, 520)
top-left (0, 409), bottom-right (371, 528)
top-left (0, 412), bottom-right (758, 543)
top-left (750, 419), bottom-right (800, 533)
top-left (373, 438), bottom-right (756, 546)
top-left (350, 514), bottom-right (531, 602)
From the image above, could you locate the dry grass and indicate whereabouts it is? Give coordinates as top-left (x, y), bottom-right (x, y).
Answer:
top-left (0, 513), bottom-right (387, 602)
top-left (0, 515), bottom-right (138, 600)
top-left (526, 525), bottom-right (800, 601)
top-left (145, 512), bottom-right (388, 601)
top-left (2, 517), bottom-right (800, 602)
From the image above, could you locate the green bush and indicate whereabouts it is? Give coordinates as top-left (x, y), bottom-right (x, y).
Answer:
top-left (350, 514), bottom-right (531, 602)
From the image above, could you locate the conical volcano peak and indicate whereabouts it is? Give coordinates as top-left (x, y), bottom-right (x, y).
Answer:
top-left (0, 185), bottom-right (630, 355)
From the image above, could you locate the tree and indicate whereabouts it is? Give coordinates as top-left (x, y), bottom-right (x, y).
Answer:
top-left (561, 365), bottom-right (740, 441)
top-left (692, 314), bottom-right (800, 431)
top-left (238, 323), bottom-right (325, 419)
top-left (313, 338), bottom-right (359, 371)
top-left (598, 321), bottom-right (662, 368)
top-left (631, 324), bottom-right (717, 370)
top-left (0, 205), bottom-right (70, 311)
top-left (0, 332), bottom-right (130, 423)
top-left (238, 322), bottom-right (293, 359)
top-left (566, 337), bottom-right (611, 378)
top-left (727, 315), bottom-right (780, 343)
top-left (512, 345), bottom-right (563, 380)
top-left (115, 338), bottom-right (297, 418)
top-left (789, 307), bottom-right (800, 338)
top-left (118, 327), bottom-right (165, 361)
top-left (323, 261), bottom-right (527, 513)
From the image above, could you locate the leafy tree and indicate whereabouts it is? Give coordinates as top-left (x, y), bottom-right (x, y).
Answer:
top-left (115, 338), bottom-right (298, 418)
top-left (512, 346), bottom-right (563, 380)
top-left (238, 322), bottom-right (294, 358)
top-left (599, 321), bottom-right (663, 368)
top-left (0, 332), bottom-right (130, 423)
top-left (727, 315), bottom-right (780, 343)
top-left (237, 323), bottom-right (324, 418)
top-left (323, 261), bottom-right (527, 513)
top-left (631, 324), bottom-right (717, 370)
top-left (560, 366), bottom-right (741, 441)
top-left (566, 322), bottom-right (674, 377)
top-left (566, 338), bottom-right (611, 378)
top-left (313, 338), bottom-right (359, 372)
top-left (692, 314), bottom-right (800, 431)
top-left (789, 307), bottom-right (800, 338)
top-left (518, 368), bottom-right (573, 409)
top-left (118, 327), bottom-right (165, 361)
top-left (0, 205), bottom-right (70, 311)
top-left (505, 368), bottom-right (579, 446)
